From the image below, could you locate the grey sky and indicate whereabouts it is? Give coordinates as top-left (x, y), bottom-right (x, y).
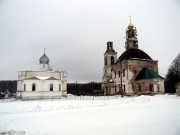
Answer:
top-left (0, 0), bottom-right (180, 83)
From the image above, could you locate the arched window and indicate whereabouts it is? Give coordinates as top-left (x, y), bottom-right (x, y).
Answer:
top-left (123, 69), bottom-right (125, 77)
top-left (50, 83), bottom-right (53, 91)
top-left (24, 84), bottom-right (26, 91)
top-left (32, 83), bottom-right (36, 91)
top-left (157, 84), bottom-right (160, 91)
top-left (111, 56), bottom-right (114, 65)
top-left (123, 85), bottom-right (126, 92)
top-left (59, 84), bottom-right (61, 91)
top-left (150, 84), bottom-right (154, 92)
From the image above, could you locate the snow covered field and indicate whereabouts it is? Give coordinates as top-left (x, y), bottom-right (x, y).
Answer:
top-left (0, 95), bottom-right (180, 135)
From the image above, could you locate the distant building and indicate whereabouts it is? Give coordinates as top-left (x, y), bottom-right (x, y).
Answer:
top-left (102, 19), bottom-right (164, 95)
top-left (16, 50), bottom-right (67, 99)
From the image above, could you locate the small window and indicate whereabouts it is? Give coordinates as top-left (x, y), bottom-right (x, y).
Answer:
top-left (59, 84), bottom-right (61, 91)
top-left (50, 83), bottom-right (53, 91)
top-left (24, 84), bottom-right (26, 91)
top-left (150, 84), bottom-right (154, 92)
top-left (119, 71), bottom-right (120, 77)
top-left (111, 56), bottom-right (114, 65)
top-left (123, 85), bottom-right (126, 93)
top-left (114, 71), bottom-right (116, 78)
top-left (157, 84), bottom-right (160, 91)
top-left (43, 64), bottom-right (45, 69)
top-left (123, 69), bottom-right (125, 77)
top-left (32, 83), bottom-right (36, 91)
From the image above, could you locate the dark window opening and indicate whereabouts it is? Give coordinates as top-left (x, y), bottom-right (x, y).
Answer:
top-left (123, 85), bottom-right (126, 93)
top-left (119, 71), bottom-right (121, 77)
top-left (111, 56), bottom-right (114, 65)
top-left (133, 41), bottom-right (136, 46)
top-left (50, 83), bottom-right (53, 91)
top-left (123, 69), bottom-right (125, 77)
top-left (150, 84), bottom-right (153, 92)
top-left (157, 84), bottom-right (160, 91)
top-left (59, 84), bottom-right (61, 91)
top-left (32, 83), bottom-right (36, 91)
top-left (24, 84), bottom-right (26, 91)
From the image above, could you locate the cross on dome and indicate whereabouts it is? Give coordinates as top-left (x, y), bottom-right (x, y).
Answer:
top-left (44, 48), bottom-right (46, 54)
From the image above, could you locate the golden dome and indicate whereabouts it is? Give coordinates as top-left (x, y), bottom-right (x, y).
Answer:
top-left (128, 16), bottom-right (134, 29)
top-left (128, 22), bottom-right (134, 29)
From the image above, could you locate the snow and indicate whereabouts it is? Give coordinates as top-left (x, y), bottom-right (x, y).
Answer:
top-left (0, 95), bottom-right (180, 135)
top-left (36, 76), bottom-right (50, 80)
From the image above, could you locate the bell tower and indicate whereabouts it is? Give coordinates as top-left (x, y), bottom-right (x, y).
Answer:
top-left (103, 42), bottom-right (117, 79)
top-left (125, 16), bottom-right (138, 50)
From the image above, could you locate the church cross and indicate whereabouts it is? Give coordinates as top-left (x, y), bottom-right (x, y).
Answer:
top-left (44, 48), bottom-right (46, 54)
top-left (129, 15), bottom-right (132, 23)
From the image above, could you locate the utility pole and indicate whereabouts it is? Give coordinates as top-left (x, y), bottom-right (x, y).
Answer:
top-left (119, 61), bottom-right (123, 97)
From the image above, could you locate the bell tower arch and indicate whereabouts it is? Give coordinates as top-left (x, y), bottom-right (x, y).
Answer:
top-left (103, 42), bottom-right (117, 79)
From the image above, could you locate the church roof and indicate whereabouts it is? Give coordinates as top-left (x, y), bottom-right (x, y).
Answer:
top-left (39, 53), bottom-right (49, 64)
top-left (117, 49), bottom-right (152, 62)
top-left (46, 77), bottom-right (59, 80)
top-left (135, 68), bottom-right (164, 80)
top-left (25, 77), bottom-right (40, 80)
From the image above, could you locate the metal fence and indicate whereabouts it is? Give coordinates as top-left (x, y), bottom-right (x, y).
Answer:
top-left (0, 95), bottom-right (126, 102)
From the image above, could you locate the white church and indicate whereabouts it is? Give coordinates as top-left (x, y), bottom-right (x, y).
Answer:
top-left (16, 50), bottom-right (67, 99)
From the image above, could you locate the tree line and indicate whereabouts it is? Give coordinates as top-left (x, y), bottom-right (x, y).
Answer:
top-left (0, 80), bottom-right (17, 93)
top-left (0, 81), bottom-right (101, 95)
top-left (67, 82), bottom-right (101, 95)
top-left (165, 53), bottom-right (180, 93)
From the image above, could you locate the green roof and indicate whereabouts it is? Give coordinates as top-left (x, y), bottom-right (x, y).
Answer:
top-left (135, 68), bottom-right (164, 80)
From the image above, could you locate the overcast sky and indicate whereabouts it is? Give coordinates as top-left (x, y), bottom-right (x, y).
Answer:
top-left (0, 0), bottom-right (180, 83)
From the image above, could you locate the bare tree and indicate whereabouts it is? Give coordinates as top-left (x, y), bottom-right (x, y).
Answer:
top-left (165, 53), bottom-right (180, 93)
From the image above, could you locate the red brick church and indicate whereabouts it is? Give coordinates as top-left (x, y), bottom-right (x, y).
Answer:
top-left (102, 19), bottom-right (164, 95)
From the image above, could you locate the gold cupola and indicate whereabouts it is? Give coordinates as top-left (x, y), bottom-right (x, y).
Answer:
top-left (128, 16), bottom-right (134, 29)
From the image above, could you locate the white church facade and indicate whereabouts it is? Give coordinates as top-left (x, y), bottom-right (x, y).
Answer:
top-left (16, 51), bottom-right (67, 99)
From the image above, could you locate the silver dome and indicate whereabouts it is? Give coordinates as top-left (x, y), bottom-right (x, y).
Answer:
top-left (39, 53), bottom-right (49, 64)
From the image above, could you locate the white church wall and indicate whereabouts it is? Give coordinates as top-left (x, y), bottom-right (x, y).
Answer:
top-left (20, 91), bottom-right (62, 99)
top-left (22, 80), bottom-right (61, 92)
